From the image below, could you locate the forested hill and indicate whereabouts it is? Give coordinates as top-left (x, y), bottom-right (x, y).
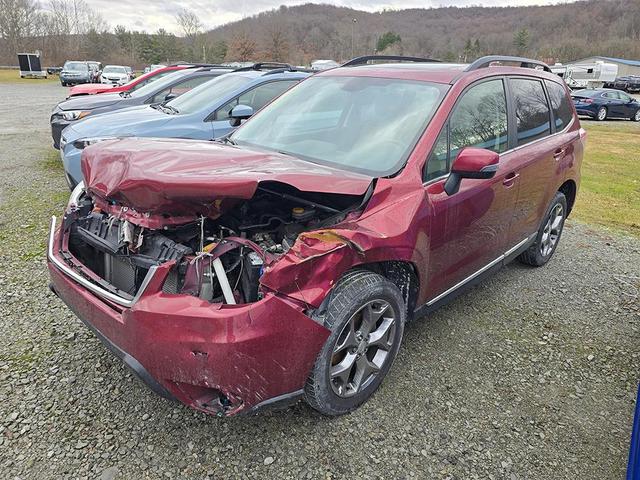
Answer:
top-left (206, 0), bottom-right (640, 65)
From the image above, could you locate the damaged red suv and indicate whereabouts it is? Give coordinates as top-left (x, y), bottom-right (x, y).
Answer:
top-left (47, 55), bottom-right (584, 416)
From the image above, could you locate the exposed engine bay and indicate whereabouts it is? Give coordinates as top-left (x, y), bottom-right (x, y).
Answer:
top-left (65, 182), bottom-right (369, 305)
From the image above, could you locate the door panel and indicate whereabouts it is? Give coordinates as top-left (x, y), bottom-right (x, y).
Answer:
top-left (505, 78), bottom-right (555, 246)
top-left (423, 78), bottom-right (518, 296)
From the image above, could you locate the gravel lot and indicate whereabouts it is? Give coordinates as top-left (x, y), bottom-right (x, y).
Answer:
top-left (1, 82), bottom-right (639, 480)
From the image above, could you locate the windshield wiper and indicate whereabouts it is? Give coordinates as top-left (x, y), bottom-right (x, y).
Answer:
top-left (150, 103), bottom-right (178, 115)
top-left (215, 135), bottom-right (236, 146)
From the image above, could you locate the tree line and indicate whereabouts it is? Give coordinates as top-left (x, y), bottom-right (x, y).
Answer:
top-left (1, 0), bottom-right (639, 67)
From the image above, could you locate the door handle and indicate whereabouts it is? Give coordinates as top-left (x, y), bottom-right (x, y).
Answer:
top-left (553, 148), bottom-right (566, 160)
top-left (503, 172), bottom-right (519, 187)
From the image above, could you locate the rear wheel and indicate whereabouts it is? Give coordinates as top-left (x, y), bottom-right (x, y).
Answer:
top-left (596, 106), bottom-right (607, 121)
top-left (518, 192), bottom-right (567, 267)
top-left (304, 271), bottom-right (405, 416)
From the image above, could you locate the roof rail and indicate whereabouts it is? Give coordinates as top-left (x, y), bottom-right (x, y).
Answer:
top-left (342, 55), bottom-right (441, 67)
top-left (262, 66), bottom-right (314, 76)
top-left (465, 55), bottom-right (552, 73)
top-left (233, 62), bottom-right (294, 72)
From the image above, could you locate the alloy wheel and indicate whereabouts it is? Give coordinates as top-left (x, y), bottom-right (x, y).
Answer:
top-left (597, 107), bottom-right (607, 121)
top-left (330, 299), bottom-right (397, 398)
top-left (635, 110), bottom-right (640, 121)
top-left (540, 203), bottom-right (564, 257)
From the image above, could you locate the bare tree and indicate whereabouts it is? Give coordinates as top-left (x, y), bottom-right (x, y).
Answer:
top-left (0, 0), bottom-right (40, 55)
top-left (175, 9), bottom-right (202, 41)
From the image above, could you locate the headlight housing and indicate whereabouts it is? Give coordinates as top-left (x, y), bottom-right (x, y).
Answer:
top-left (68, 181), bottom-right (85, 208)
top-left (61, 110), bottom-right (91, 121)
top-left (72, 137), bottom-right (117, 150)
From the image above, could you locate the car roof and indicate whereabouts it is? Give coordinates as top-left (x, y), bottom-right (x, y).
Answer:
top-left (317, 56), bottom-right (559, 85)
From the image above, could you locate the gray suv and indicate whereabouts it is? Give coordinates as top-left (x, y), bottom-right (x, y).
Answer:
top-left (60, 61), bottom-right (93, 86)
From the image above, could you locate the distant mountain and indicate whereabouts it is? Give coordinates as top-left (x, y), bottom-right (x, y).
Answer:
top-left (205, 0), bottom-right (640, 65)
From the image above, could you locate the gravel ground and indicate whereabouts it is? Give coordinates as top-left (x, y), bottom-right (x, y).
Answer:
top-left (1, 82), bottom-right (639, 480)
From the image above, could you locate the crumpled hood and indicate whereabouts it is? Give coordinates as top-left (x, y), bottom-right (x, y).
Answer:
top-left (58, 93), bottom-right (123, 111)
top-left (82, 137), bottom-right (373, 227)
top-left (65, 106), bottom-right (171, 141)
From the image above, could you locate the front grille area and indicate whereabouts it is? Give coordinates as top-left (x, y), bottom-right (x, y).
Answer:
top-left (67, 212), bottom-right (193, 296)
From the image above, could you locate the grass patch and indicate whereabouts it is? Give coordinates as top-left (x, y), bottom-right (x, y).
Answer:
top-left (40, 148), bottom-right (64, 172)
top-left (572, 122), bottom-right (640, 236)
top-left (0, 68), bottom-right (59, 83)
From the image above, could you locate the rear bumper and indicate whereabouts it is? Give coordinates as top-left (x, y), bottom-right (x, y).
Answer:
top-left (575, 107), bottom-right (597, 118)
top-left (47, 218), bottom-right (329, 416)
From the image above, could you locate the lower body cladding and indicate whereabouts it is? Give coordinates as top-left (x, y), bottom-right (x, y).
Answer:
top-left (47, 224), bottom-right (330, 416)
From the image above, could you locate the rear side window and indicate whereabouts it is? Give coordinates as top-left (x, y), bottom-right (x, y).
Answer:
top-left (545, 80), bottom-right (574, 131)
top-left (424, 79), bottom-right (507, 182)
top-left (511, 78), bottom-right (551, 146)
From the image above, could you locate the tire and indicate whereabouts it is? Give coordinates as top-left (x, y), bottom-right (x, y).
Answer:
top-left (518, 191), bottom-right (568, 267)
top-left (632, 109), bottom-right (640, 122)
top-left (596, 106), bottom-right (607, 121)
top-left (304, 270), bottom-right (405, 416)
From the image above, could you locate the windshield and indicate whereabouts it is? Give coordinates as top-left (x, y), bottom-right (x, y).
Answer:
top-left (129, 70), bottom-right (189, 98)
top-left (167, 73), bottom-right (251, 115)
top-left (103, 66), bottom-right (126, 74)
top-left (64, 62), bottom-right (87, 72)
top-left (231, 76), bottom-right (448, 176)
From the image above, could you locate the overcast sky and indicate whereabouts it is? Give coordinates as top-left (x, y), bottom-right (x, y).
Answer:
top-left (86, 0), bottom-right (565, 33)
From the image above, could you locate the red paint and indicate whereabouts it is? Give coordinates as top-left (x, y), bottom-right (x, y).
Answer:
top-left (67, 65), bottom-right (189, 97)
top-left (48, 62), bottom-right (583, 415)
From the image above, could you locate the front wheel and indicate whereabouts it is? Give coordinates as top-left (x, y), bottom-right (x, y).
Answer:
top-left (518, 192), bottom-right (567, 267)
top-left (596, 106), bottom-right (607, 121)
top-left (304, 271), bottom-right (405, 416)
top-left (632, 109), bottom-right (640, 122)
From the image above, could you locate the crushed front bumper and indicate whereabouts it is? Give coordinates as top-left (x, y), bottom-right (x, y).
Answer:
top-left (47, 217), bottom-right (330, 416)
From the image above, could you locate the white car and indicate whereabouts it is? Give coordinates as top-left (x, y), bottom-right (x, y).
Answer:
top-left (100, 65), bottom-right (129, 85)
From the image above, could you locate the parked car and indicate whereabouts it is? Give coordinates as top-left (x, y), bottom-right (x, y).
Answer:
top-left (59, 66), bottom-right (310, 188)
top-left (66, 63), bottom-right (218, 97)
top-left (571, 88), bottom-right (640, 121)
top-left (47, 66), bottom-right (63, 75)
top-left (144, 64), bottom-right (166, 74)
top-left (67, 64), bottom-right (190, 97)
top-left (47, 55), bottom-right (584, 417)
top-left (610, 75), bottom-right (640, 93)
top-left (50, 66), bottom-right (233, 148)
top-left (100, 65), bottom-right (130, 85)
top-left (60, 61), bottom-right (93, 86)
top-left (87, 61), bottom-right (102, 81)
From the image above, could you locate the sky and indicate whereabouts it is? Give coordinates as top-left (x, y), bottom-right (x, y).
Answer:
top-left (86, 0), bottom-right (564, 33)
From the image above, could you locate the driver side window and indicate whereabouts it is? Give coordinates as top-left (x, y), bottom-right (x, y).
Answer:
top-left (424, 79), bottom-right (508, 182)
top-left (215, 81), bottom-right (297, 120)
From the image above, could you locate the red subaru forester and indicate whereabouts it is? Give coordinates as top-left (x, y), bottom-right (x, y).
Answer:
top-left (47, 55), bottom-right (585, 416)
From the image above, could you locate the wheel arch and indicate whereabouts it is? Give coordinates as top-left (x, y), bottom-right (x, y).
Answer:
top-left (558, 179), bottom-right (577, 216)
top-left (313, 260), bottom-right (420, 322)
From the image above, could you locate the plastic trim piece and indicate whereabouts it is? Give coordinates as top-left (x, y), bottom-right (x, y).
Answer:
top-left (47, 216), bottom-right (158, 308)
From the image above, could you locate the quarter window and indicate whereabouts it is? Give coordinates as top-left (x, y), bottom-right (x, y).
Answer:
top-left (511, 78), bottom-right (551, 146)
top-left (424, 79), bottom-right (507, 181)
top-left (545, 80), bottom-right (574, 131)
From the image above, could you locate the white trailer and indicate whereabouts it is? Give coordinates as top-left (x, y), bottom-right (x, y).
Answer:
top-left (551, 61), bottom-right (618, 89)
top-left (17, 52), bottom-right (47, 79)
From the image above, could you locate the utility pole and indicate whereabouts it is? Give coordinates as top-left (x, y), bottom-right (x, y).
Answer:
top-left (351, 18), bottom-right (357, 58)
